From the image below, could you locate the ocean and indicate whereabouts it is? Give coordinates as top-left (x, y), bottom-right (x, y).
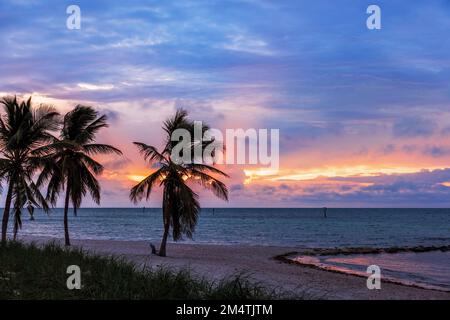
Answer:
top-left (14, 208), bottom-right (450, 248)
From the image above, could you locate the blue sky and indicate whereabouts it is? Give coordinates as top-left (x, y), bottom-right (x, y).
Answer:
top-left (1, 0), bottom-right (450, 207)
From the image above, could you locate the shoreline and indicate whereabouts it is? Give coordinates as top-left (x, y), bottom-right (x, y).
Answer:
top-left (274, 245), bottom-right (450, 293)
top-left (276, 252), bottom-right (450, 293)
top-left (16, 235), bottom-right (450, 300)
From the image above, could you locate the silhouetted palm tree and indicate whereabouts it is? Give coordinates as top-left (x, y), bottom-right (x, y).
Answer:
top-left (0, 96), bottom-right (59, 243)
top-left (36, 106), bottom-right (122, 246)
top-left (130, 109), bottom-right (228, 256)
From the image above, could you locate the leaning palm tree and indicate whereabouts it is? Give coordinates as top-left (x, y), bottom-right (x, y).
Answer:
top-left (130, 109), bottom-right (228, 257)
top-left (0, 96), bottom-right (59, 243)
top-left (35, 105), bottom-right (122, 246)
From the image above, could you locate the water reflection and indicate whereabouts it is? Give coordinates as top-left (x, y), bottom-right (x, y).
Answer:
top-left (292, 251), bottom-right (450, 291)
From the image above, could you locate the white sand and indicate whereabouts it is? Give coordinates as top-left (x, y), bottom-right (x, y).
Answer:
top-left (20, 236), bottom-right (450, 300)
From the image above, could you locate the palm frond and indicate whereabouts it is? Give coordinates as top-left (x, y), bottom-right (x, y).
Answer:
top-left (189, 169), bottom-right (229, 201)
top-left (31, 140), bottom-right (74, 156)
top-left (174, 179), bottom-right (200, 240)
top-left (77, 115), bottom-right (109, 144)
top-left (82, 143), bottom-right (122, 156)
top-left (79, 153), bottom-right (104, 175)
top-left (133, 142), bottom-right (167, 164)
top-left (130, 167), bottom-right (166, 203)
top-left (186, 163), bottom-right (229, 177)
top-left (80, 165), bottom-right (101, 204)
top-left (62, 105), bottom-right (98, 140)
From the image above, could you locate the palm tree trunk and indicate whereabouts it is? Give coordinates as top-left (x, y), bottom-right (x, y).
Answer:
top-left (13, 219), bottom-right (18, 241)
top-left (158, 204), bottom-right (170, 257)
top-left (63, 183), bottom-right (71, 246)
top-left (159, 220), bottom-right (170, 257)
top-left (1, 180), bottom-right (14, 244)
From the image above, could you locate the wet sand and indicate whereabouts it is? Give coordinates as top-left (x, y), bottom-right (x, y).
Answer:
top-left (20, 236), bottom-right (450, 300)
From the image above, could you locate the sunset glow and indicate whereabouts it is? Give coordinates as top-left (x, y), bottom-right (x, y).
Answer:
top-left (1, 0), bottom-right (450, 207)
top-left (127, 175), bottom-right (148, 183)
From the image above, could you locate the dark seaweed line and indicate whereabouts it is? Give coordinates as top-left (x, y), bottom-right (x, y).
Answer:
top-left (275, 244), bottom-right (450, 259)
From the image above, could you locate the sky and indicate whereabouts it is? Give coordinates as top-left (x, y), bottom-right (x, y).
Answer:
top-left (1, 0), bottom-right (450, 207)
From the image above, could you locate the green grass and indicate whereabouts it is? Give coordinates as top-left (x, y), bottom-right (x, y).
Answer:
top-left (0, 241), bottom-right (281, 299)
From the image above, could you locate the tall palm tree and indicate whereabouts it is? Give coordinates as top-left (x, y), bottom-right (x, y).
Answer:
top-left (0, 96), bottom-right (59, 243)
top-left (36, 105), bottom-right (122, 246)
top-left (130, 109), bottom-right (228, 257)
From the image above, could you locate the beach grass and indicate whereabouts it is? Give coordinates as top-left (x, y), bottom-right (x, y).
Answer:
top-left (0, 241), bottom-right (280, 300)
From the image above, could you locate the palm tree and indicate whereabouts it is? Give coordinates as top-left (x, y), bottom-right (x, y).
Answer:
top-left (36, 105), bottom-right (122, 246)
top-left (130, 109), bottom-right (228, 257)
top-left (0, 96), bottom-right (59, 243)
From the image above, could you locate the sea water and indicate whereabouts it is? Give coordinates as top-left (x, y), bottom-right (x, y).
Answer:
top-left (13, 208), bottom-right (450, 247)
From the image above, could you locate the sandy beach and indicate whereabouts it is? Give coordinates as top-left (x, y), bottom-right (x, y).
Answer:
top-left (20, 236), bottom-right (450, 300)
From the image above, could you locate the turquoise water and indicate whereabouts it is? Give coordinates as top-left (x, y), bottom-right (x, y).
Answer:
top-left (12, 208), bottom-right (450, 248)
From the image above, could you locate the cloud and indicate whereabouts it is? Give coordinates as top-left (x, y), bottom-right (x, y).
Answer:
top-left (220, 33), bottom-right (276, 56)
top-left (230, 184), bottom-right (244, 192)
top-left (422, 145), bottom-right (450, 158)
top-left (110, 28), bottom-right (170, 48)
top-left (2, 0), bottom-right (450, 207)
top-left (441, 126), bottom-right (450, 136)
top-left (99, 109), bottom-right (120, 122)
top-left (393, 117), bottom-right (436, 138)
top-left (77, 83), bottom-right (115, 91)
top-left (382, 144), bottom-right (396, 155)
top-left (103, 158), bottom-right (130, 171)
top-left (232, 168), bottom-right (450, 207)
top-left (402, 144), bottom-right (418, 154)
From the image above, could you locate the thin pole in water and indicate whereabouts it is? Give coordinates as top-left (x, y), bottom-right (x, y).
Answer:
top-left (323, 207), bottom-right (327, 218)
